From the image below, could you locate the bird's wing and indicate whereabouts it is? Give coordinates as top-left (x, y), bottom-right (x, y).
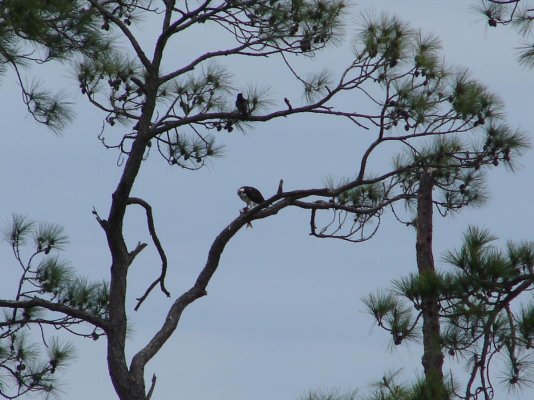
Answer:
top-left (247, 187), bottom-right (265, 203)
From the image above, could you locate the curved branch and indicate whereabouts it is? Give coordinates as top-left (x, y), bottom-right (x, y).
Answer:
top-left (128, 209), bottom-right (252, 381)
top-left (126, 197), bottom-right (171, 310)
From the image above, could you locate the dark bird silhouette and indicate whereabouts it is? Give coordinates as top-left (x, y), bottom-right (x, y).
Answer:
top-left (235, 93), bottom-right (249, 116)
top-left (300, 37), bottom-right (311, 52)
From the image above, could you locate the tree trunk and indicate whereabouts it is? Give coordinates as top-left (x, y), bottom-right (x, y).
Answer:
top-left (105, 78), bottom-right (160, 400)
top-left (416, 169), bottom-right (446, 398)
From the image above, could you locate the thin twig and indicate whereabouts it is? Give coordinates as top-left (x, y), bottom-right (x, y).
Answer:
top-left (146, 374), bottom-right (157, 400)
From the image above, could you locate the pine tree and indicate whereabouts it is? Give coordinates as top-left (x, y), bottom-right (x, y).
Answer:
top-left (363, 181), bottom-right (534, 399)
top-left (0, 2), bottom-right (528, 399)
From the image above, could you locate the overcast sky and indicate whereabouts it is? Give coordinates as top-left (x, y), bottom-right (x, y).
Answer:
top-left (1, 1), bottom-right (534, 399)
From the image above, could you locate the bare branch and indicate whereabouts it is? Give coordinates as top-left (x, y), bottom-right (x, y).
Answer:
top-left (126, 197), bottom-right (171, 309)
top-left (146, 374), bottom-right (157, 400)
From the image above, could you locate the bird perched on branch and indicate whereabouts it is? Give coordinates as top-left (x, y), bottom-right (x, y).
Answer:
top-left (238, 186), bottom-right (265, 210)
top-left (238, 186), bottom-right (265, 228)
top-left (235, 93), bottom-right (249, 116)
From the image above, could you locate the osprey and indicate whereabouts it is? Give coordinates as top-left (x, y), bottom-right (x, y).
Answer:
top-left (238, 186), bottom-right (265, 210)
top-left (238, 186), bottom-right (265, 229)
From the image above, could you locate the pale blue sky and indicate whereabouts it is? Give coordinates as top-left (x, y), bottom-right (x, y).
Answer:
top-left (1, 1), bottom-right (533, 399)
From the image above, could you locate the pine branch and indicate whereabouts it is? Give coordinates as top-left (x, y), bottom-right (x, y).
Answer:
top-left (0, 298), bottom-right (109, 331)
